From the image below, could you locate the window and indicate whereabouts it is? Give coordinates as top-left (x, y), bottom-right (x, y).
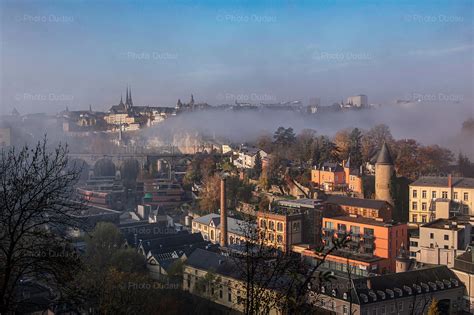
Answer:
top-left (260, 219), bottom-right (267, 229)
top-left (219, 290), bottom-right (223, 299)
top-left (277, 235), bottom-right (283, 244)
top-left (444, 245), bottom-right (449, 249)
top-left (293, 222), bottom-right (300, 232)
top-left (269, 220), bottom-right (275, 230)
top-left (454, 192), bottom-right (458, 199)
top-left (351, 226), bottom-right (360, 235)
top-left (413, 190), bottom-right (418, 198)
top-left (432, 191), bottom-right (437, 199)
top-left (444, 234), bottom-right (449, 240)
top-left (398, 302), bottom-right (403, 311)
top-left (442, 191), bottom-right (448, 199)
top-left (338, 223), bottom-right (347, 232)
top-left (422, 190), bottom-right (427, 198)
top-left (277, 222), bottom-right (283, 232)
top-left (430, 233), bottom-right (434, 239)
top-left (381, 305), bottom-right (386, 315)
top-left (412, 202), bottom-right (418, 210)
top-left (422, 202), bottom-right (427, 211)
top-left (464, 192), bottom-right (469, 201)
top-left (343, 305), bottom-right (348, 315)
top-left (412, 214), bottom-right (418, 222)
top-left (422, 215), bottom-right (427, 223)
top-left (390, 304), bottom-right (395, 313)
top-left (228, 291), bottom-right (232, 302)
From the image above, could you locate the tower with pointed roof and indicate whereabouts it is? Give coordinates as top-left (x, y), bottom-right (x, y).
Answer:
top-left (375, 142), bottom-right (394, 204)
top-left (125, 85), bottom-right (133, 109)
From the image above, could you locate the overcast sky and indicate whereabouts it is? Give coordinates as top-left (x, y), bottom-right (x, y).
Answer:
top-left (1, 0), bottom-right (472, 114)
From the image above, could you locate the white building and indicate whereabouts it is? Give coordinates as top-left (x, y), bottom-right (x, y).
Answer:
top-left (346, 94), bottom-right (368, 107)
top-left (233, 147), bottom-right (268, 169)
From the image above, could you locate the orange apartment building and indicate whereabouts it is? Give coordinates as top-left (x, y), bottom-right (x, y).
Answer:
top-left (306, 215), bottom-right (408, 275)
top-left (257, 209), bottom-right (303, 252)
top-left (311, 159), bottom-right (363, 195)
top-left (324, 195), bottom-right (394, 222)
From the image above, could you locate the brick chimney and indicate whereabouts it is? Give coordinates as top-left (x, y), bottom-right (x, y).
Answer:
top-left (220, 177), bottom-right (228, 247)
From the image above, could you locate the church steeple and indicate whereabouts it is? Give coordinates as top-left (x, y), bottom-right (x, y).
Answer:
top-left (125, 85), bottom-right (133, 108)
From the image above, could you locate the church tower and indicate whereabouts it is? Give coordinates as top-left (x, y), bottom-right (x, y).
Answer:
top-left (125, 86), bottom-right (133, 109)
top-left (375, 142), bottom-right (394, 204)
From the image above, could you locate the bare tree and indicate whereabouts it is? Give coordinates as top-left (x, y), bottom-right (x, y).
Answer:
top-left (0, 139), bottom-right (85, 312)
top-left (230, 215), bottom-right (349, 314)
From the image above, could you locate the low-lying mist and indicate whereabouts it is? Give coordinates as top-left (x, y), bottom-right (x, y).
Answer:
top-left (147, 101), bottom-right (474, 158)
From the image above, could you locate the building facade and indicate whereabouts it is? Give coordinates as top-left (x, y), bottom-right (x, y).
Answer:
top-left (321, 215), bottom-right (408, 273)
top-left (409, 175), bottom-right (474, 226)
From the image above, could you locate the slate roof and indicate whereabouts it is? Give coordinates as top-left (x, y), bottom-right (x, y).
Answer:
top-left (140, 232), bottom-right (205, 254)
top-left (325, 195), bottom-right (389, 210)
top-left (316, 162), bottom-right (344, 172)
top-left (193, 213), bottom-right (248, 236)
top-left (375, 142), bottom-right (394, 165)
top-left (319, 265), bottom-right (464, 305)
top-left (411, 176), bottom-right (474, 188)
top-left (185, 248), bottom-right (240, 279)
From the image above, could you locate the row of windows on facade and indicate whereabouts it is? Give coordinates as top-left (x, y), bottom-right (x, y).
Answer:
top-left (411, 214), bottom-right (430, 223)
top-left (259, 219), bottom-right (300, 232)
top-left (325, 222), bottom-right (375, 236)
top-left (412, 190), bottom-right (469, 201)
top-left (185, 273), bottom-right (244, 305)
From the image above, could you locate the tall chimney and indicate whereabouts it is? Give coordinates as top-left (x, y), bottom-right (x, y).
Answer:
top-left (220, 177), bottom-right (228, 247)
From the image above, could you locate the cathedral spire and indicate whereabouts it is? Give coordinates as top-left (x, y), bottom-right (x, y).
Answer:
top-left (126, 86), bottom-right (129, 105)
top-left (128, 85), bottom-right (133, 107)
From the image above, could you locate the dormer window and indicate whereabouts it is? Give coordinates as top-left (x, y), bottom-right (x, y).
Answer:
top-left (394, 288), bottom-right (403, 297)
top-left (428, 282), bottom-right (437, 290)
top-left (403, 285), bottom-right (412, 295)
top-left (343, 292), bottom-right (348, 300)
top-left (386, 289), bottom-right (394, 298)
top-left (377, 290), bottom-right (386, 300)
top-left (332, 289), bottom-right (337, 296)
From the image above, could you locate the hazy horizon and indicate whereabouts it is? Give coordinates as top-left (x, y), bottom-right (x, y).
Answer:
top-left (1, 0), bottom-right (473, 114)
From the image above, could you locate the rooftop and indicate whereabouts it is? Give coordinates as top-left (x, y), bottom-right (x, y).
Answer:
top-left (421, 216), bottom-right (473, 231)
top-left (325, 195), bottom-right (389, 210)
top-left (375, 142), bottom-right (394, 165)
top-left (185, 248), bottom-right (240, 279)
top-left (411, 176), bottom-right (474, 188)
top-left (319, 265), bottom-right (463, 305)
top-left (193, 213), bottom-right (251, 236)
top-left (314, 162), bottom-right (344, 172)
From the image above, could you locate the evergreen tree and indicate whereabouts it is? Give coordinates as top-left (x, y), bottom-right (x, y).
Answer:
top-left (349, 128), bottom-right (363, 168)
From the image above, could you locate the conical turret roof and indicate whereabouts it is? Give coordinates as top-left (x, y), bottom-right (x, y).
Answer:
top-left (376, 142), bottom-right (394, 165)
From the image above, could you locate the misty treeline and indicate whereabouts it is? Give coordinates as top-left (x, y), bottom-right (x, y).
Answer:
top-left (0, 140), bottom-right (206, 314)
top-left (250, 124), bottom-right (472, 181)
